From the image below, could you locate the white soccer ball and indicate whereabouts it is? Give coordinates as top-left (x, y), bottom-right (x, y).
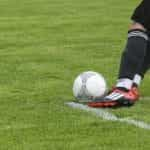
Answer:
top-left (73, 71), bottom-right (107, 102)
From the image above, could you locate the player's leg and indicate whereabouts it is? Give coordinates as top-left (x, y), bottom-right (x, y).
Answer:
top-left (117, 22), bottom-right (148, 90)
top-left (88, 22), bottom-right (146, 107)
top-left (119, 0), bottom-right (150, 88)
top-left (88, 0), bottom-right (150, 107)
top-left (117, 0), bottom-right (150, 90)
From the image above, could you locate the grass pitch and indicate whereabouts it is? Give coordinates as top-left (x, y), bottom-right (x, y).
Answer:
top-left (0, 0), bottom-right (150, 149)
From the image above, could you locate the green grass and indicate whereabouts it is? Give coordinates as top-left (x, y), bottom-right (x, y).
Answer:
top-left (0, 0), bottom-right (149, 149)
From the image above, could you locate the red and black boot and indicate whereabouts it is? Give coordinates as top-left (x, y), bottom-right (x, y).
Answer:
top-left (88, 87), bottom-right (139, 108)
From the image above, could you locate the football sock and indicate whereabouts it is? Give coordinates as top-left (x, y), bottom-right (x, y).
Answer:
top-left (116, 74), bottom-right (142, 90)
top-left (137, 39), bottom-right (150, 78)
top-left (116, 78), bottom-right (133, 91)
top-left (133, 74), bottom-right (142, 87)
top-left (118, 29), bottom-right (148, 80)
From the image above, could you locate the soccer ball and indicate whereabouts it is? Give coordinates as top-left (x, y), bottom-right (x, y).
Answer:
top-left (73, 71), bottom-right (107, 102)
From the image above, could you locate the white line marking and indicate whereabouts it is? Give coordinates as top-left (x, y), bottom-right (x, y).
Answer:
top-left (66, 102), bottom-right (150, 130)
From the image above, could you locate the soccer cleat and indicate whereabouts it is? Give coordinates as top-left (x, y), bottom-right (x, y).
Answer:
top-left (88, 87), bottom-right (139, 107)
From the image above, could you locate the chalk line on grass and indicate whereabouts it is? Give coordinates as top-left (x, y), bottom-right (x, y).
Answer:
top-left (66, 102), bottom-right (150, 130)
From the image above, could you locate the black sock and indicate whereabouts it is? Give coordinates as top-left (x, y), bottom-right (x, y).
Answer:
top-left (118, 29), bottom-right (148, 80)
top-left (137, 39), bottom-right (150, 78)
